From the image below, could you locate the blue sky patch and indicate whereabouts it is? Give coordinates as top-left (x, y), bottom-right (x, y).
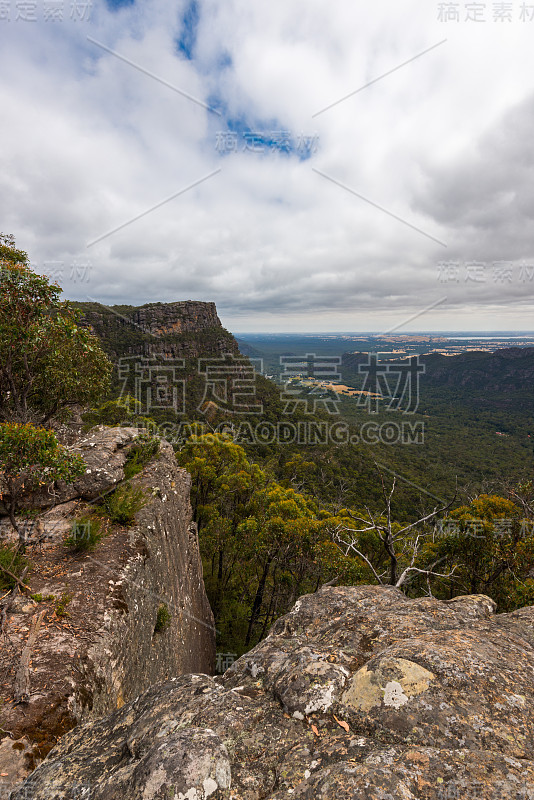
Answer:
top-left (176, 0), bottom-right (200, 61)
top-left (216, 52), bottom-right (233, 70)
top-left (210, 114), bottom-right (319, 161)
top-left (105, 0), bottom-right (135, 10)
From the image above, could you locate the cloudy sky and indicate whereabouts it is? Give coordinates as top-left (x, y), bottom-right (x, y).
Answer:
top-left (2, 0), bottom-right (534, 332)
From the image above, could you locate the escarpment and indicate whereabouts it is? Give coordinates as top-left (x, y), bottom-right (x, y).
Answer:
top-left (73, 300), bottom-right (240, 361)
top-left (10, 584), bottom-right (534, 800)
top-left (0, 427), bottom-right (214, 794)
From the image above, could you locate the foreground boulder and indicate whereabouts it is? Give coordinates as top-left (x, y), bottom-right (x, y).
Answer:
top-left (0, 428), bottom-right (214, 794)
top-left (11, 585), bottom-right (534, 799)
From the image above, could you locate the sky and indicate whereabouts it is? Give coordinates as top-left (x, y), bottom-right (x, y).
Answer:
top-left (1, 0), bottom-right (534, 332)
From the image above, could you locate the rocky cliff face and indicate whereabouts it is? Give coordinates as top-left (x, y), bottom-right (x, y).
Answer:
top-left (10, 584), bottom-right (534, 799)
top-left (128, 302), bottom-right (224, 336)
top-left (0, 427), bottom-right (214, 795)
top-left (74, 301), bottom-right (239, 362)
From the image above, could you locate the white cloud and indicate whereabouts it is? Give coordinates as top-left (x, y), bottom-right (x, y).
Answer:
top-left (1, 0), bottom-right (534, 331)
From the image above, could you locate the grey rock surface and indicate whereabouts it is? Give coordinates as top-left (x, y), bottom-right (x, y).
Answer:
top-left (11, 585), bottom-right (534, 799)
top-left (0, 428), bottom-right (214, 794)
top-left (21, 426), bottom-right (140, 510)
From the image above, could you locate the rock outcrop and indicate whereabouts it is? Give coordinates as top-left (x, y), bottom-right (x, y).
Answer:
top-left (22, 426), bottom-right (142, 510)
top-left (74, 301), bottom-right (240, 362)
top-left (10, 584), bottom-right (534, 799)
top-left (72, 300), bottom-right (246, 418)
top-left (0, 427), bottom-right (214, 795)
top-left (128, 302), bottom-right (225, 337)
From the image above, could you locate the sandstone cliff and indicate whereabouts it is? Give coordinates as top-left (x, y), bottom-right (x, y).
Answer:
top-left (74, 300), bottom-right (239, 362)
top-left (73, 300), bottom-right (246, 420)
top-left (11, 584), bottom-right (534, 800)
top-left (0, 427), bottom-right (214, 795)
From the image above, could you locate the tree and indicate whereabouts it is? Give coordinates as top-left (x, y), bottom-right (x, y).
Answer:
top-left (0, 232), bottom-right (29, 267)
top-left (237, 485), bottom-right (363, 645)
top-left (179, 432), bottom-right (266, 618)
top-left (81, 395), bottom-right (156, 433)
top-left (431, 494), bottom-right (534, 608)
top-left (0, 234), bottom-right (112, 425)
top-left (0, 423), bottom-right (86, 549)
top-left (239, 484), bottom-right (325, 645)
top-left (330, 465), bottom-right (457, 591)
top-left (505, 480), bottom-right (534, 520)
top-left (178, 432), bottom-right (356, 651)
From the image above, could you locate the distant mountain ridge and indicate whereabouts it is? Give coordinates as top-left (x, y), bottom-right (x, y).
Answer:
top-left (342, 347), bottom-right (534, 411)
top-left (419, 347), bottom-right (534, 391)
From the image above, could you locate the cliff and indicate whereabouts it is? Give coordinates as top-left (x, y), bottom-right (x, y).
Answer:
top-left (73, 300), bottom-right (240, 362)
top-left (0, 427), bottom-right (214, 794)
top-left (72, 300), bottom-right (247, 420)
top-left (9, 584), bottom-right (534, 799)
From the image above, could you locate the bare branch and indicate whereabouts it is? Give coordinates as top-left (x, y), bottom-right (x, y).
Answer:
top-left (330, 468), bottom-right (458, 590)
top-left (393, 493), bottom-right (457, 539)
top-left (0, 563), bottom-right (31, 593)
top-left (331, 528), bottom-right (385, 585)
top-left (396, 562), bottom-right (457, 590)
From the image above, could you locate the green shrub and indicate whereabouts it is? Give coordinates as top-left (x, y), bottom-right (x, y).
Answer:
top-left (99, 484), bottom-right (147, 525)
top-left (0, 544), bottom-right (28, 592)
top-left (0, 423), bottom-right (86, 549)
top-left (81, 397), bottom-right (157, 434)
top-left (55, 592), bottom-right (72, 617)
top-left (30, 593), bottom-right (55, 602)
top-left (64, 514), bottom-right (105, 552)
top-left (154, 603), bottom-right (171, 633)
top-left (124, 436), bottom-right (160, 480)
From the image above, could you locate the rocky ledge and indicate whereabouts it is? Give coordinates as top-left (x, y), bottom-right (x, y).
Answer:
top-left (0, 427), bottom-right (214, 795)
top-left (10, 584), bottom-right (534, 799)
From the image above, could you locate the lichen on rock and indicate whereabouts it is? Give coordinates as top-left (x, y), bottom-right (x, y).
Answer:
top-left (10, 584), bottom-right (534, 799)
top-left (342, 656), bottom-right (436, 712)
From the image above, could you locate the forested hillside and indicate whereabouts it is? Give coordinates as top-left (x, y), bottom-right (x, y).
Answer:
top-left (2, 237), bottom-right (531, 658)
top-left (76, 296), bottom-right (534, 653)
